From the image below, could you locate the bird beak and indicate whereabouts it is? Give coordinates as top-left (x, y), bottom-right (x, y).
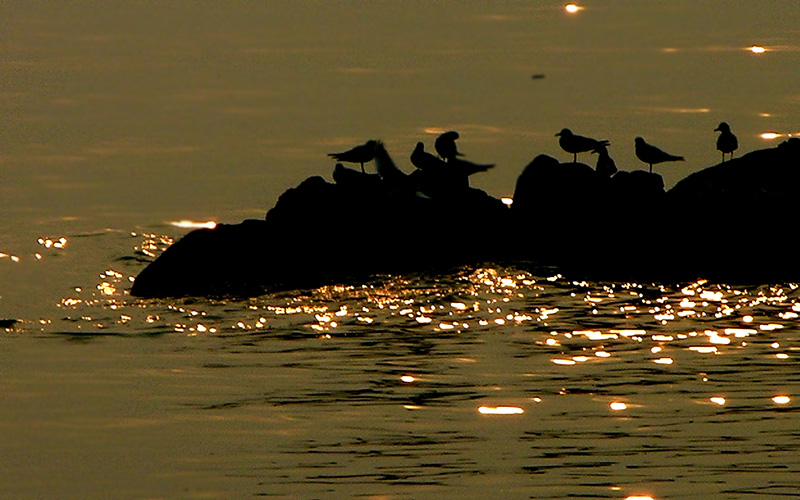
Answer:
top-left (714, 127), bottom-right (720, 131)
top-left (555, 132), bottom-right (561, 137)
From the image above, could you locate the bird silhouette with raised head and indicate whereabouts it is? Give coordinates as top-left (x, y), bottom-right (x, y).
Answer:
top-left (328, 140), bottom-right (378, 173)
top-left (591, 144), bottom-right (618, 177)
top-left (434, 131), bottom-right (464, 162)
top-left (634, 137), bottom-right (684, 173)
top-left (556, 128), bottom-right (610, 163)
top-left (714, 122), bottom-right (738, 162)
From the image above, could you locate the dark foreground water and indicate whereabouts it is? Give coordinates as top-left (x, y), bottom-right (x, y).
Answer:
top-left (2, 227), bottom-right (799, 499)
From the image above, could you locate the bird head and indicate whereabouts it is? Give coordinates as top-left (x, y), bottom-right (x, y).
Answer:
top-left (555, 128), bottom-right (572, 137)
top-left (439, 131), bottom-right (459, 140)
top-left (714, 122), bottom-right (730, 132)
top-left (634, 137), bottom-right (645, 146)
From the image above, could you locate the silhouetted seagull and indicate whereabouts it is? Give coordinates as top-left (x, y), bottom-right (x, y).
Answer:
top-left (328, 140), bottom-right (378, 173)
top-left (556, 128), bottom-right (610, 163)
top-left (434, 131), bottom-right (464, 162)
top-left (714, 122), bottom-right (738, 162)
top-left (410, 142), bottom-right (448, 171)
top-left (634, 137), bottom-right (684, 173)
top-left (372, 141), bottom-right (414, 192)
top-left (591, 144), bottom-right (618, 177)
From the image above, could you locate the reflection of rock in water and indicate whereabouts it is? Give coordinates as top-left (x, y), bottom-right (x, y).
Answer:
top-left (132, 140), bottom-right (800, 298)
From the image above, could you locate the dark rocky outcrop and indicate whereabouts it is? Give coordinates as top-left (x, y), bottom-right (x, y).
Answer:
top-left (131, 141), bottom-right (800, 298)
top-left (131, 169), bottom-right (511, 298)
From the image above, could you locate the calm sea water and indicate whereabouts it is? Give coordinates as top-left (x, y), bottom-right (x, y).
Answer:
top-left (2, 2), bottom-right (800, 499)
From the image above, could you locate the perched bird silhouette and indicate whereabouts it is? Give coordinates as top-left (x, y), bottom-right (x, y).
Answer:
top-left (410, 142), bottom-right (494, 196)
top-left (434, 131), bottom-right (464, 162)
top-left (634, 137), bottom-right (684, 173)
top-left (591, 144), bottom-right (618, 177)
top-left (372, 141), bottom-right (414, 193)
top-left (556, 128), bottom-right (610, 163)
top-left (328, 140), bottom-right (378, 173)
top-left (714, 122), bottom-right (738, 162)
top-left (410, 142), bottom-right (448, 171)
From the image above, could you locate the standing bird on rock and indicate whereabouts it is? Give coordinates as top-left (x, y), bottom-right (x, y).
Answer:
top-left (328, 140), bottom-right (378, 173)
top-left (410, 142), bottom-right (447, 171)
top-left (556, 128), bottom-right (610, 163)
top-left (634, 137), bottom-right (684, 173)
top-left (434, 131), bottom-right (464, 162)
top-left (714, 122), bottom-right (738, 162)
top-left (592, 144), bottom-right (618, 177)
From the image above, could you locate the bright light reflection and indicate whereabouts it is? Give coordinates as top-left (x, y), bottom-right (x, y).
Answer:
top-left (478, 406), bottom-right (524, 415)
top-left (689, 346), bottom-right (718, 354)
top-left (552, 358), bottom-right (576, 365)
top-left (610, 402), bottom-right (627, 411)
top-left (626, 496), bottom-right (655, 500)
top-left (401, 375), bottom-right (415, 383)
top-left (749, 45), bottom-right (766, 54)
top-left (773, 396), bottom-right (791, 405)
top-left (501, 197), bottom-right (513, 206)
top-left (170, 220), bottom-right (217, 229)
top-left (760, 132), bottom-right (781, 140)
top-left (564, 3), bottom-right (583, 13)
top-left (653, 357), bottom-right (674, 365)
top-left (710, 397), bottom-right (726, 405)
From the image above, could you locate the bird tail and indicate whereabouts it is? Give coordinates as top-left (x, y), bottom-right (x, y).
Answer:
top-left (373, 142), bottom-right (408, 182)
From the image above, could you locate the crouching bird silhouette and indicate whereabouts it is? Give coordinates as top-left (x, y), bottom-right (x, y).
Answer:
top-left (434, 131), bottom-right (464, 162)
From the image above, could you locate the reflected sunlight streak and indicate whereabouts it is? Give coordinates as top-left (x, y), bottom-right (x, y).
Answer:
top-left (170, 220), bottom-right (217, 229)
top-left (478, 406), bottom-right (524, 415)
top-left (564, 3), bottom-right (584, 14)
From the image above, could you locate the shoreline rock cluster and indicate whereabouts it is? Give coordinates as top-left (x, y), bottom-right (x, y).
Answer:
top-left (131, 139), bottom-right (800, 298)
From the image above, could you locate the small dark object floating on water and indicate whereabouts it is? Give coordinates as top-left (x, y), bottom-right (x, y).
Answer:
top-left (0, 319), bottom-right (18, 328)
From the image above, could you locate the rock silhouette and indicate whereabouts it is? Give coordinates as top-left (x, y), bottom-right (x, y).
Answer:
top-left (131, 139), bottom-right (800, 298)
